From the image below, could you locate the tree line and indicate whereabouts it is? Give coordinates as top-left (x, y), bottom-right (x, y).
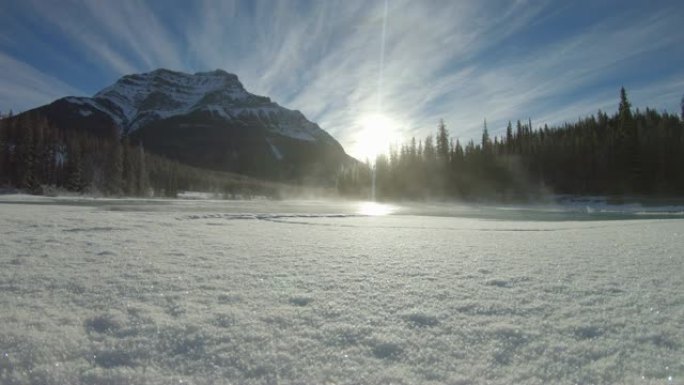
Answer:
top-left (337, 88), bottom-right (684, 200)
top-left (0, 112), bottom-right (284, 198)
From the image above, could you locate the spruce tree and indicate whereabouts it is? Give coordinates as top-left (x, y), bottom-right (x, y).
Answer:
top-left (423, 135), bottom-right (436, 163)
top-left (122, 136), bottom-right (136, 195)
top-left (66, 139), bottom-right (83, 192)
top-left (453, 139), bottom-right (464, 161)
top-left (409, 137), bottom-right (417, 161)
top-left (31, 122), bottom-right (46, 192)
top-left (617, 87), bottom-right (641, 193)
top-left (104, 137), bottom-right (123, 196)
top-left (481, 119), bottom-right (491, 150)
top-left (18, 121), bottom-right (39, 192)
top-left (0, 119), bottom-right (5, 184)
top-left (436, 119), bottom-right (450, 162)
top-left (505, 121), bottom-right (513, 152)
top-left (619, 87), bottom-right (633, 122)
top-left (42, 125), bottom-right (58, 186)
top-left (137, 144), bottom-right (148, 196)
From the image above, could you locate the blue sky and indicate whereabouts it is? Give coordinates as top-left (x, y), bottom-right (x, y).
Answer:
top-left (1, 0), bottom-right (683, 159)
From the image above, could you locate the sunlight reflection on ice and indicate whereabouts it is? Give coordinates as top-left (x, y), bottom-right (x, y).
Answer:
top-left (357, 201), bottom-right (395, 216)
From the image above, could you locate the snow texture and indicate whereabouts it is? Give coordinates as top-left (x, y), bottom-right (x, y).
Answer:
top-left (1, 196), bottom-right (683, 385)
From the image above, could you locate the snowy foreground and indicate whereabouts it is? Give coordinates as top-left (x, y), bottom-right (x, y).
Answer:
top-left (1, 196), bottom-right (683, 385)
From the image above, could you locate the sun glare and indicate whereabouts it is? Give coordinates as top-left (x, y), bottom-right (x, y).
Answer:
top-left (353, 113), bottom-right (400, 161)
top-left (357, 201), bottom-right (395, 216)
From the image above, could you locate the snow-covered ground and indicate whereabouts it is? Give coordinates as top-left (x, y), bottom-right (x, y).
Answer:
top-left (1, 195), bottom-right (683, 385)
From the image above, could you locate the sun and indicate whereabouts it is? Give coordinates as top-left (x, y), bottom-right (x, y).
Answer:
top-left (352, 113), bottom-right (401, 162)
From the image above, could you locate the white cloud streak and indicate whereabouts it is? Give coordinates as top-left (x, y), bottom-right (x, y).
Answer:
top-left (0, 52), bottom-right (84, 112)
top-left (21, 0), bottom-right (183, 76)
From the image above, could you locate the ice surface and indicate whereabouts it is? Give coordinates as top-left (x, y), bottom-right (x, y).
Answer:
top-left (1, 196), bottom-right (683, 384)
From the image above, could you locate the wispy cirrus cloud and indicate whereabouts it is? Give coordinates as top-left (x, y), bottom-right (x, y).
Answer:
top-left (480, 9), bottom-right (684, 132)
top-left (78, 0), bottom-right (184, 72)
top-left (1, 0), bottom-right (682, 158)
top-left (0, 52), bottom-right (84, 112)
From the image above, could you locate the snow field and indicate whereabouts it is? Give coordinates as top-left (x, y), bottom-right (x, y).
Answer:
top-left (0, 198), bottom-right (683, 384)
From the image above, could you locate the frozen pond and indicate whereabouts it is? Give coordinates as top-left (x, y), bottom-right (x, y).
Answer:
top-left (1, 196), bottom-right (683, 384)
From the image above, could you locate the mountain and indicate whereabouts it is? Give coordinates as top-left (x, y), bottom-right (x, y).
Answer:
top-left (15, 69), bottom-right (354, 182)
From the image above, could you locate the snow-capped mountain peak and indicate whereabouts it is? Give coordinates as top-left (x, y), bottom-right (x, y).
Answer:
top-left (91, 69), bottom-right (263, 131)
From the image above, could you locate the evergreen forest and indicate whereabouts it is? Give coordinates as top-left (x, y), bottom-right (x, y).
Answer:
top-left (0, 113), bottom-right (284, 198)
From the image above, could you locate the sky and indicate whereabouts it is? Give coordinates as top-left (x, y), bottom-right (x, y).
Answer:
top-left (1, 0), bottom-right (683, 160)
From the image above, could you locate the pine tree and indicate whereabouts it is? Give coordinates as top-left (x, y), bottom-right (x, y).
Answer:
top-left (42, 125), bottom-right (58, 186)
top-left (17, 120), bottom-right (39, 192)
top-left (31, 121), bottom-right (46, 192)
top-left (505, 121), bottom-right (513, 150)
top-left (481, 119), bottom-right (491, 150)
top-left (0, 118), bottom-right (5, 183)
top-left (423, 135), bottom-right (436, 162)
top-left (616, 87), bottom-right (642, 193)
top-left (105, 139), bottom-right (123, 195)
top-left (137, 143), bottom-right (148, 196)
top-left (453, 139), bottom-right (464, 162)
top-left (122, 137), bottom-right (136, 195)
top-left (619, 87), bottom-right (633, 122)
top-left (409, 137), bottom-right (417, 161)
top-left (66, 139), bottom-right (83, 192)
top-left (436, 119), bottom-right (450, 162)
